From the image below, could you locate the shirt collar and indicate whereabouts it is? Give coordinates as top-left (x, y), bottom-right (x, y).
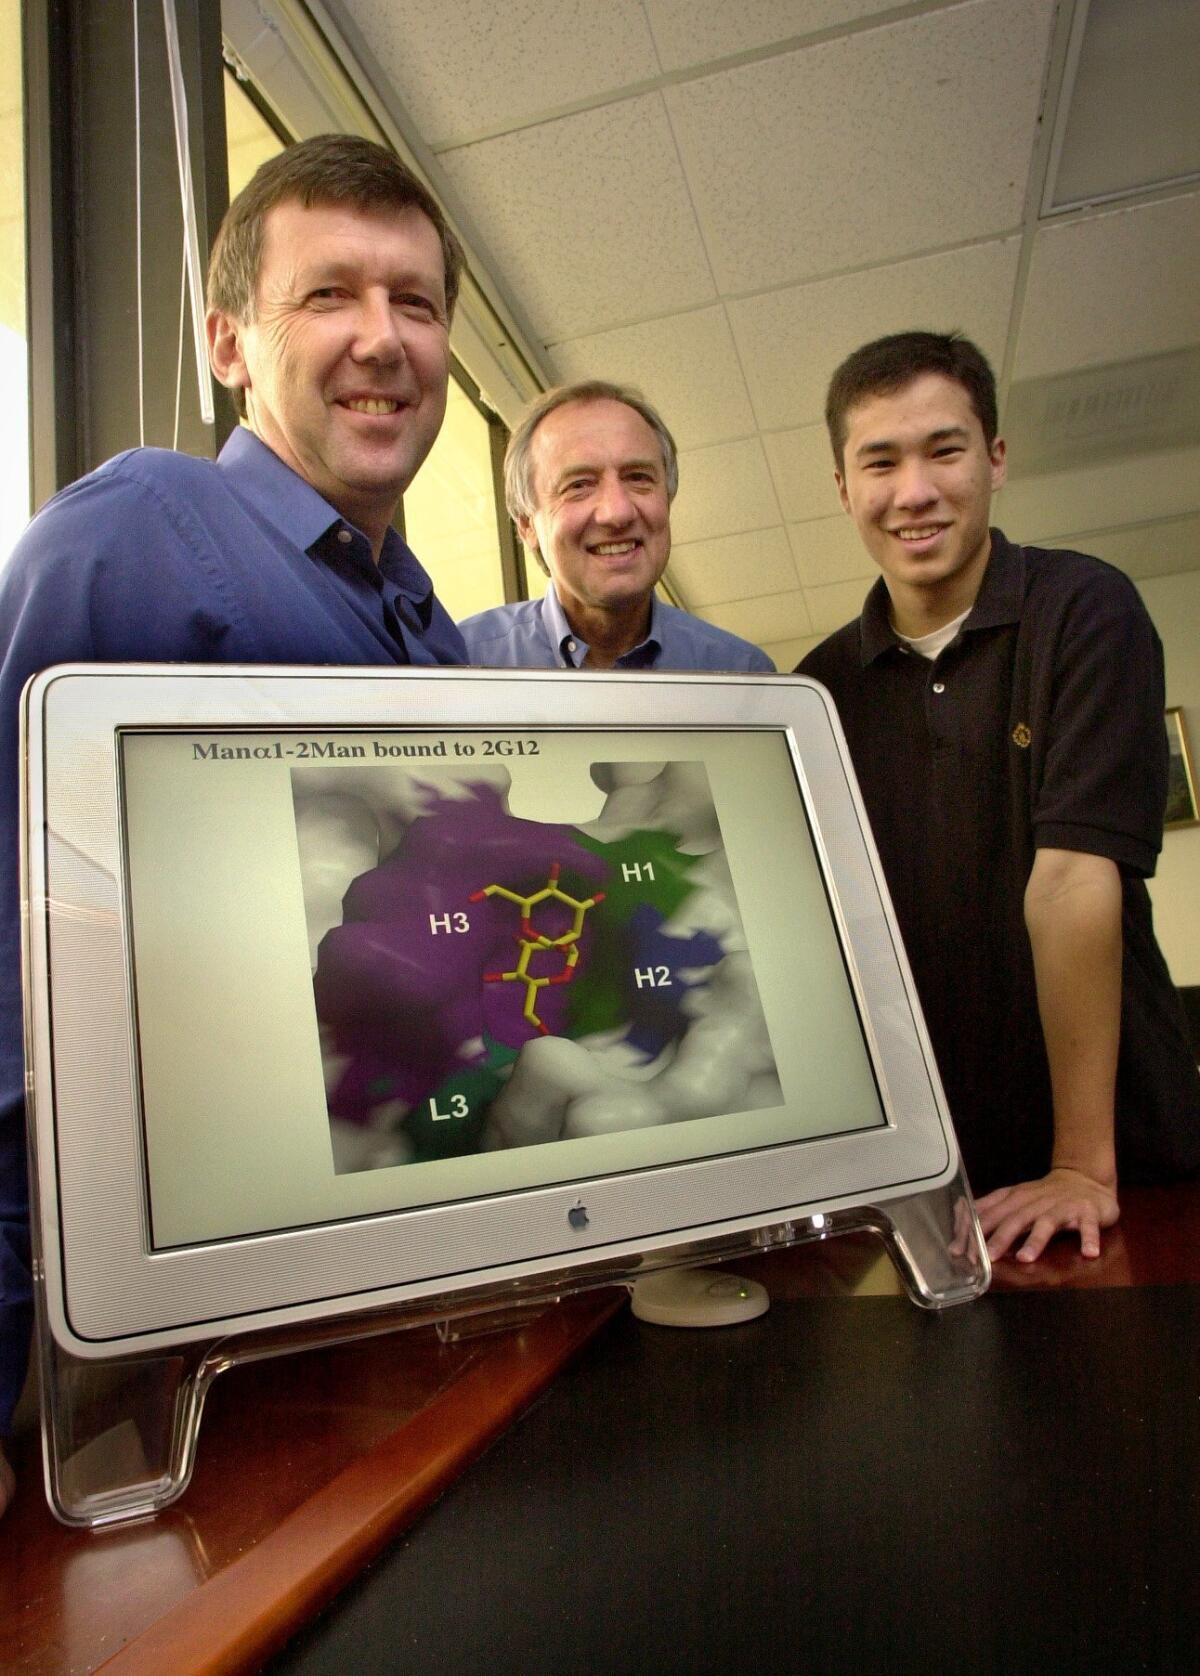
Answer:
top-left (961, 528), bottom-right (1025, 631)
top-left (858, 528), bottom-right (1022, 666)
top-left (218, 425), bottom-right (345, 552)
top-left (858, 578), bottom-right (901, 666)
top-left (217, 424), bottom-right (438, 612)
top-left (642, 594), bottom-right (665, 653)
top-left (539, 583), bottom-right (664, 668)
top-left (539, 584), bottom-right (581, 664)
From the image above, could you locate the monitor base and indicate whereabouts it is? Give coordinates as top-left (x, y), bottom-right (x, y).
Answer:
top-left (35, 1166), bottom-right (988, 1528)
top-left (629, 1267), bottom-right (770, 1327)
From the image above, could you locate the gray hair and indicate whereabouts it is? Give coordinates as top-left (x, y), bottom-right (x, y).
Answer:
top-left (503, 380), bottom-right (680, 527)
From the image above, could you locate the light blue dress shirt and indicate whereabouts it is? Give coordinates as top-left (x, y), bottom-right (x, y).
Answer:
top-left (459, 586), bottom-right (775, 672)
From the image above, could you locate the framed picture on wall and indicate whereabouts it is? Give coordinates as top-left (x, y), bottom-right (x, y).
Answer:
top-left (1165, 709), bottom-right (1199, 829)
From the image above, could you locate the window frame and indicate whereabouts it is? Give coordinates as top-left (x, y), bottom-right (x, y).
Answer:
top-left (24, 0), bottom-right (231, 510)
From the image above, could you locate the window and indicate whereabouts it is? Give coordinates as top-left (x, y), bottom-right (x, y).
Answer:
top-left (523, 544), bottom-right (550, 603)
top-left (1, 0), bottom-right (28, 560)
top-left (402, 368), bottom-right (518, 622)
top-left (224, 68), bottom-right (285, 199)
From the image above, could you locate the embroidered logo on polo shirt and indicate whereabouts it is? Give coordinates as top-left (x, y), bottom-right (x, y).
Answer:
top-left (1011, 723), bottom-right (1032, 749)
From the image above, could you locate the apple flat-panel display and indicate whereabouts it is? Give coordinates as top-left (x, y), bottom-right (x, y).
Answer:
top-left (22, 665), bottom-right (985, 1363)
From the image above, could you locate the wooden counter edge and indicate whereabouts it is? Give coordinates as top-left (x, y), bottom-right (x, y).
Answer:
top-left (93, 1290), bottom-right (626, 1676)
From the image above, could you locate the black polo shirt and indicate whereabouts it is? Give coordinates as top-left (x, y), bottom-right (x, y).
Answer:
top-left (799, 530), bottom-right (1200, 1194)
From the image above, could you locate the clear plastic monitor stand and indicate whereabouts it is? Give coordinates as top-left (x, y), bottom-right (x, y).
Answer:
top-left (36, 1164), bottom-right (988, 1529)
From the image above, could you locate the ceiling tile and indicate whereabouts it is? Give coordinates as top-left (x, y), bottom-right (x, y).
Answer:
top-left (645, 0), bottom-right (900, 73)
top-left (998, 447), bottom-right (1200, 543)
top-left (1049, 0), bottom-right (1200, 208)
top-left (697, 590), bottom-right (813, 645)
top-left (804, 577), bottom-right (872, 636)
top-left (663, 0), bottom-right (1053, 295)
top-left (548, 307), bottom-right (756, 449)
top-left (788, 516), bottom-right (875, 590)
top-left (730, 239), bottom-right (1021, 432)
top-left (1038, 515), bottom-right (1200, 583)
top-left (439, 97), bottom-right (716, 341)
top-left (1012, 194), bottom-right (1200, 380)
top-left (670, 437), bottom-right (783, 544)
top-left (348, 0), bottom-right (660, 148)
top-left (763, 424), bottom-right (842, 522)
top-left (668, 525), bottom-right (797, 609)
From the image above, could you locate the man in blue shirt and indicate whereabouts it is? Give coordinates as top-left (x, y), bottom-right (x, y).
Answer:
top-left (459, 381), bottom-right (774, 673)
top-left (0, 134), bottom-right (468, 1514)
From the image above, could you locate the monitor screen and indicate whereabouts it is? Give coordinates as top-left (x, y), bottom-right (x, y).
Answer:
top-left (22, 666), bottom-right (973, 1357)
top-left (119, 725), bottom-right (885, 1251)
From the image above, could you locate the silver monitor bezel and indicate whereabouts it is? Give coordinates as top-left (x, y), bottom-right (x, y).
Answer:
top-left (22, 664), bottom-right (957, 1358)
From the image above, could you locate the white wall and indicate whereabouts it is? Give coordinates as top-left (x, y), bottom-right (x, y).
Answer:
top-left (1139, 571), bottom-right (1200, 987)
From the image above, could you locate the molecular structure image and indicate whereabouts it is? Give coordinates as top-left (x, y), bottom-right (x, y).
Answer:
top-left (469, 862), bottom-right (605, 1034)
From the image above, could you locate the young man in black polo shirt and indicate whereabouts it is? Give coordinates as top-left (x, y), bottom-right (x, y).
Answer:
top-left (799, 330), bottom-right (1200, 1265)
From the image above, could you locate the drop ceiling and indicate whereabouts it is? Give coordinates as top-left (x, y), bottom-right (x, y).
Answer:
top-left (314, 0), bottom-right (1200, 665)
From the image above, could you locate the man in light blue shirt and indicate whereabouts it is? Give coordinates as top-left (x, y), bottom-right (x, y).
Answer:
top-left (459, 381), bottom-right (774, 673)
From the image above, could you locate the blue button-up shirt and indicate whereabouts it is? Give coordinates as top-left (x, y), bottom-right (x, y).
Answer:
top-left (0, 427), bottom-right (466, 1432)
top-left (459, 586), bottom-right (775, 672)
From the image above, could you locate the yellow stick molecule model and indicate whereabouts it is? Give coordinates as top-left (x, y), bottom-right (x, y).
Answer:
top-left (469, 862), bottom-right (605, 1035)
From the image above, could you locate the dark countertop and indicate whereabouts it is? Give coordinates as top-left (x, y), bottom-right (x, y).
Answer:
top-left (3, 1184), bottom-right (1198, 1676)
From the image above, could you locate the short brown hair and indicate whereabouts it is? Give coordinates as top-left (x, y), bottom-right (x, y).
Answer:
top-left (825, 331), bottom-right (999, 474)
top-left (504, 380), bottom-right (680, 536)
top-left (208, 134), bottom-right (465, 417)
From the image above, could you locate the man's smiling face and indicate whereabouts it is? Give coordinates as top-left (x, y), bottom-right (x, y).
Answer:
top-left (519, 398), bottom-right (672, 619)
top-left (209, 198), bottom-right (450, 548)
top-left (836, 372), bottom-right (1007, 625)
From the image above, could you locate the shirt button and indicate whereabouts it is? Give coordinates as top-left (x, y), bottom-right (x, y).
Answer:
top-left (931, 681), bottom-right (946, 694)
top-left (337, 528), bottom-right (353, 545)
top-left (566, 639), bottom-right (576, 653)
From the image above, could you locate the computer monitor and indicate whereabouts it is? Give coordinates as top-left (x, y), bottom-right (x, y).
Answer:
top-left (22, 664), bottom-right (988, 1524)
